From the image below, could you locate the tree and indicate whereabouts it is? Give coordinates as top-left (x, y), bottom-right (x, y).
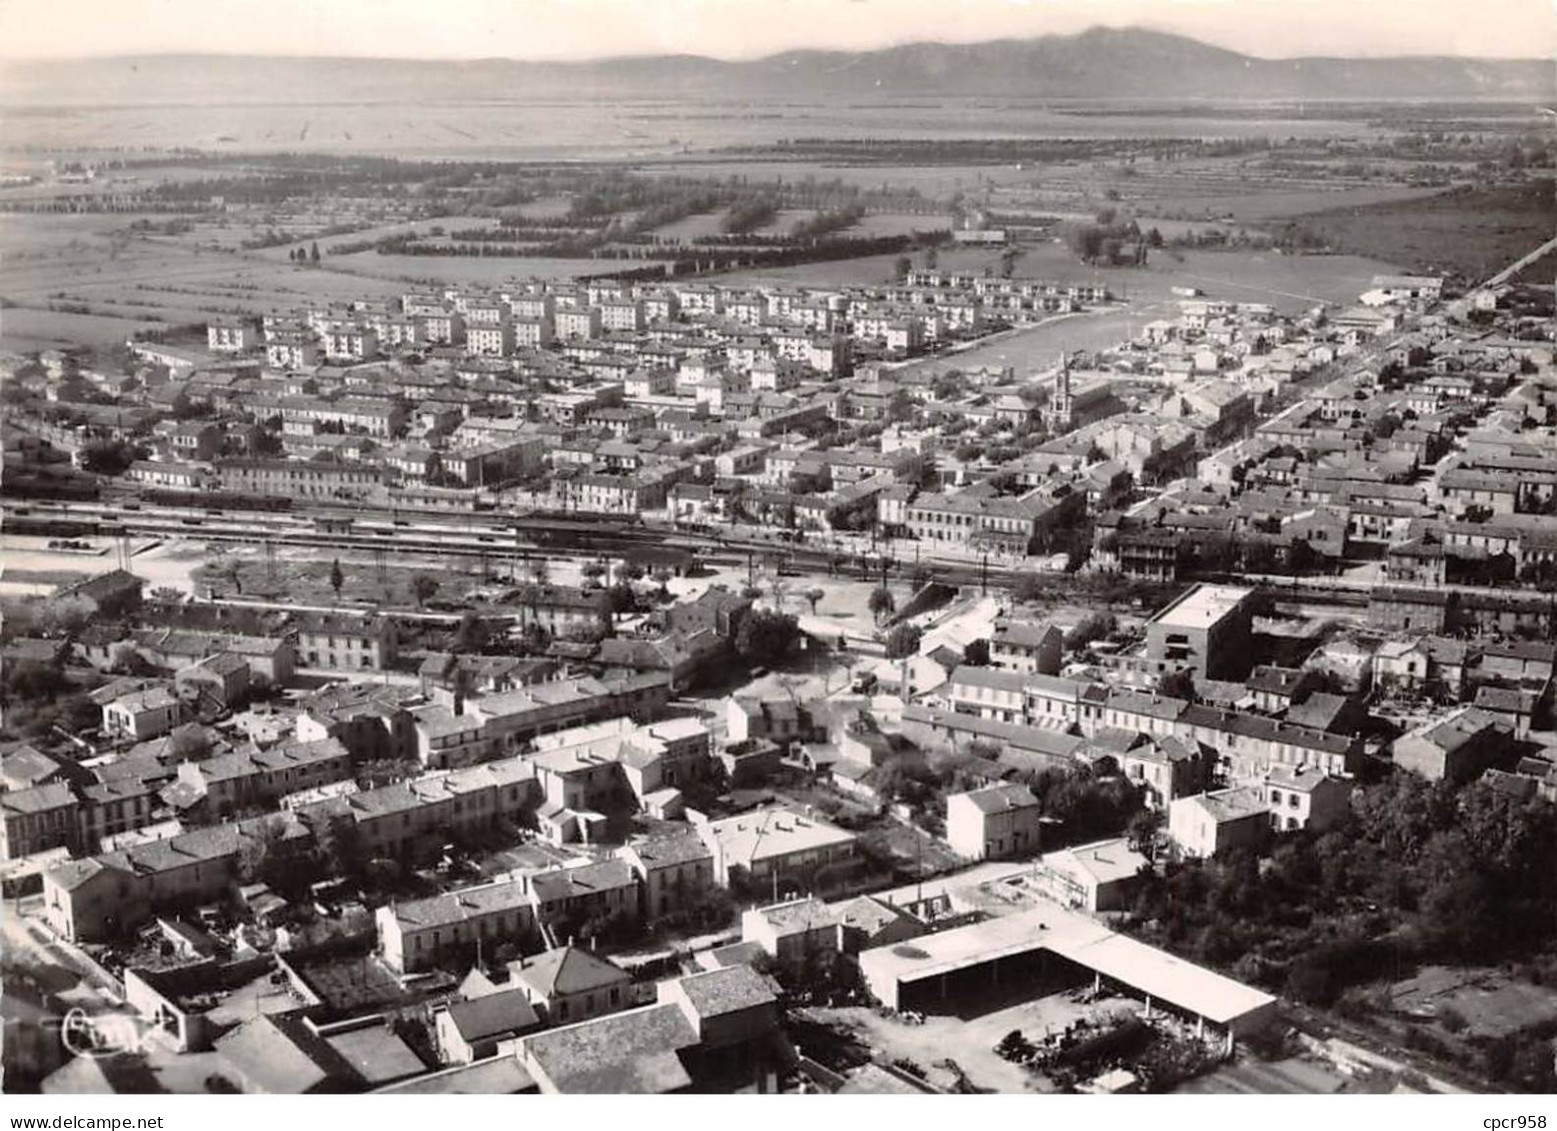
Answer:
top-left (893, 254), bottom-right (912, 282)
top-left (1157, 668), bottom-right (1196, 701)
top-left (868, 585), bottom-right (896, 624)
top-left (209, 557), bottom-right (243, 596)
top-left (166, 724), bottom-right (211, 764)
top-left (519, 621), bottom-right (551, 655)
top-left (735, 608), bottom-right (800, 666)
top-left (452, 612), bottom-right (490, 653)
top-left (79, 439), bottom-right (141, 476)
top-left (310, 241), bottom-right (321, 264)
top-left (1063, 222), bottom-right (1106, 265)
top-left (1011, 574), bottom-right (1045, 603)
top-left (805, 587), bottom-right (825, 615)
top-left (43, 597), bottom-right (95, 637)
top-left (1065, 611), bottom-right (1117, 650)
top-left (581, 560), bottom-right (606, 587)
top-left (606, 581), bottom-right (637, 615)
top-left (884, 623), bottom-right (922, 659)
top-left (410, 574), bottom-right (439, 609)
top-left (1127, 808), bottom-right (1163, 856)
top-left (315, 812), bottom-right (366, 882)
top-left (236, 816), bottom-right (288, 887)
top-left (329, 558), bottom-right (344, 600)
top-left (963, 638), bottom-right (991, 666)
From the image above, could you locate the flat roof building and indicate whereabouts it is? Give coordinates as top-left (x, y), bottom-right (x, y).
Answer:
top-left (1144, 583), bottom-right (1257, 680)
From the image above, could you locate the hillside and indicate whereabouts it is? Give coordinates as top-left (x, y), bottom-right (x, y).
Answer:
top-left (2, 28), bottom-right (1552, 106)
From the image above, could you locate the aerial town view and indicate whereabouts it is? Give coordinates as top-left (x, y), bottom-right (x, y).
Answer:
top-left (2, 0), bottom-right (1556, 1108)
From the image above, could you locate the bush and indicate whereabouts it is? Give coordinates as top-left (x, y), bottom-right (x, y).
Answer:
top-left (1437, 1006), bottom-right (1469, 1033)
top-left (995, 1030), bottom-right (1036, 1062)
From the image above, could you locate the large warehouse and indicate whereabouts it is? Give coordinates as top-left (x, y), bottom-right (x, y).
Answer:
top-left (858, 906), bottom-right (1277, 1051)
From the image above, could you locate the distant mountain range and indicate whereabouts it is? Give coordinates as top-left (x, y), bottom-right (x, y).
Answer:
top-left (3, 28), bottom-right (1553, 105)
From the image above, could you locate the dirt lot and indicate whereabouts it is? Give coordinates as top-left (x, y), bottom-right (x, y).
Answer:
top-left (1389, 966), bottom-right (1557, 1041)
top-left (0, 535), bottom-right (206, 598)
top-left (799, 990), bottom-right (1140, 1093)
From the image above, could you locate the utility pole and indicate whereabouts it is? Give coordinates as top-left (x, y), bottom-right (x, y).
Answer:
top-left (981, 551), bottom-right (989, 596)
top-left (916, 825), bottom-right (924, 908)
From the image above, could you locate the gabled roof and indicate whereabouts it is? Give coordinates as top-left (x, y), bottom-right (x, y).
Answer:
top-left (955, 782), bottom-right (1039, 815)
top-left (512, 946), bottom-right (630, 1000)
top-left (1, 781), bottom-right (77, 816)
top-left (56, 569), bottom-right (143, 603)
top-left (518, 1002), bottom-right (697, 1094)
top-left (445, 987), bottom-right (540, 1042)
top-left (673, 964), bottom-right (776, 1020)
top-left (1286, 692), bottom-right (1355, 733)
top-left (1179, 787), bottom-right (1267, 823)
top-left (621, 832), bottom-right (712, 871)
top-left (1, 744), bottom-right (62, 789)
top-left (214, 1013), bottom-right (361, 1094)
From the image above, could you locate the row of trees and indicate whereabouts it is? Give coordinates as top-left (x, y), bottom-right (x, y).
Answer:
top-left (722, 195), bottom-right (779, 234)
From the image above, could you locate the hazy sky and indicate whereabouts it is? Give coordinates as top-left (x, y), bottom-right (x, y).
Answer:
top-left (1, 0), bottom-right (1552, 61)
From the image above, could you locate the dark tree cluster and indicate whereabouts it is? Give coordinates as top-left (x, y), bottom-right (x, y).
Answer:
top-left (1123, 772), bottom-right (1557, 1092)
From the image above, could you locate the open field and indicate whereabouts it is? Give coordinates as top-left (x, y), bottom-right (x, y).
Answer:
top-left (323, 251), bottom-right (672, 284)
top-left (649, 210), bottom-right (730, 242)
top-left (0, 209), bottom-right (423, 346)
top-left (848, 210), bottom-right (955, 237)
top-left (1133, 183), bottom-right (1449, 224)
top-left (0, 99), bottom-right (1394, 162)
top-left (1275, 179), bottom-right (1557, 281)
top-left (646, 160), bottom-right (1057, 196)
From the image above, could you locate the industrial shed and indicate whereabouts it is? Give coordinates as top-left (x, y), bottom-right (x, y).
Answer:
top-left (858, 906), bottom-right (1277, 1051)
